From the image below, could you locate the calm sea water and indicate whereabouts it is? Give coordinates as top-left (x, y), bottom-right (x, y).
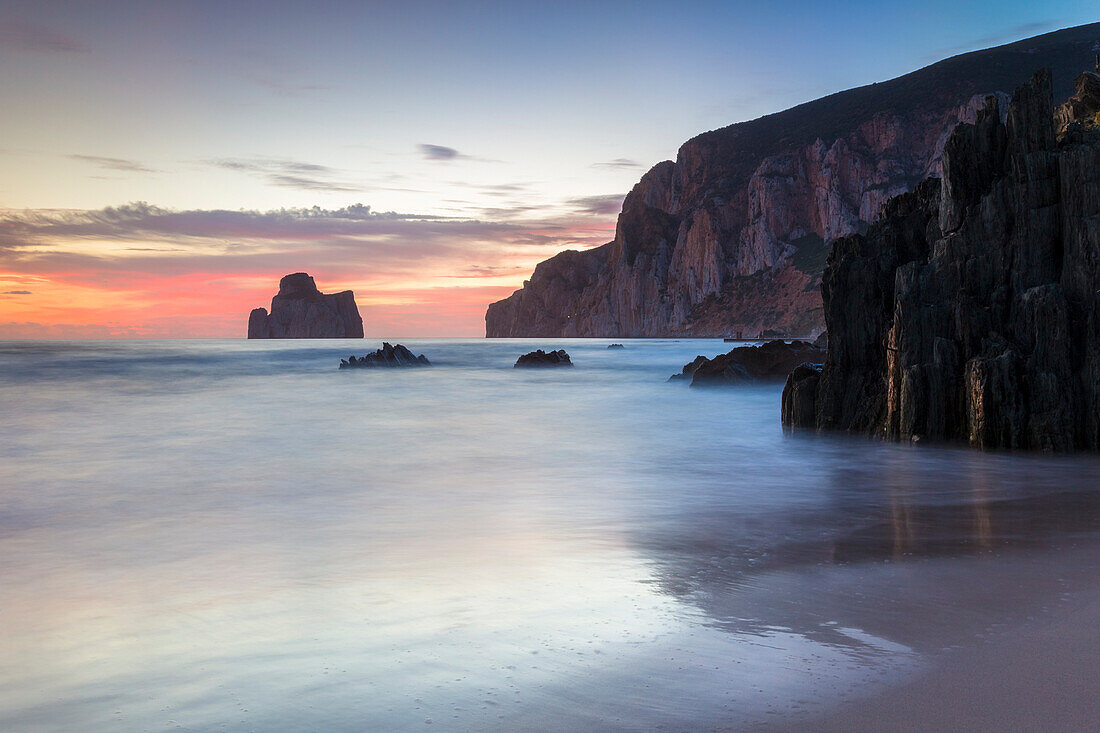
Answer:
top-left (2, 338), bottom-right (1098, 731)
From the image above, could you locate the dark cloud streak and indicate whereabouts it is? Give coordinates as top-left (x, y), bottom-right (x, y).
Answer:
top-left (419, 144), bottom-right (462, 161)
top-left (568, 194), bottom-right (625, 216)
top-left (69, 154), bottom-right (157, 174)
top-left (927, 21), bottom-right (1057, 61)
top-left (0, 20), bottom-right (89, 54)
top-left (207, 158), bottom-right (361, 193)
top-left (592, 158), bottom-right (643, 170)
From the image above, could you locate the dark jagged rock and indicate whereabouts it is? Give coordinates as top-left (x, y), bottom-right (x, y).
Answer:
top-left (812, 331), bottom-right (828, 350)
top-left (487, 25), bottom-right (1100, 339)
top-left (248, 273), bottom-right (364, 339)
top-left (340, 343), bottom-right (430, 369)
top-left (782, 363), bottom-right (823, 427)
top-left (607, 343), bottom-right (625, 349)
top-left (1055, 57), bottom-right (1100, 134)
top-left (782, 68), bottom-right (1100, 452)
top-left (514, 349), bottom-right (573, 368)
top-left (670, 339), bottom-right (824, 386)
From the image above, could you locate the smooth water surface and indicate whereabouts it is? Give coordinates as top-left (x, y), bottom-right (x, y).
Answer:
top-left (2, 339), bottom-right (1099, 731)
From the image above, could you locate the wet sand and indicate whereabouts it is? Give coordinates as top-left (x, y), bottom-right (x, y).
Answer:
top-left (752, 543), bottom-right (1100, 732)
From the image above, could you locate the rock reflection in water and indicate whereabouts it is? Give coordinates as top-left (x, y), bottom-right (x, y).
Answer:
top-left (634, 438), bottom-right (1100, 654)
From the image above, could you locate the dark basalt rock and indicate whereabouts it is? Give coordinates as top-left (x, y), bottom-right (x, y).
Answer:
top-left (782, 68), bottom-right (1100, 451)
top-left (782, 363), bottom-right (823, 428)
top-left (670, 339), bottom-right (824, 386)
top-left (1055, 60), bottom-right (1100, 134)
top-left (248, 273), bottom-right (364, 339)
top-left (340, 343), bottom-right (430, 369)
top-left (607, 343), bottom-right (625, 349)
top-left (514, 349), bottom-right (573, 367)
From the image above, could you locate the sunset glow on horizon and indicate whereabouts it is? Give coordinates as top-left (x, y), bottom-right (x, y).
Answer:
top-left (3, 0), bottom-right (1095, 337)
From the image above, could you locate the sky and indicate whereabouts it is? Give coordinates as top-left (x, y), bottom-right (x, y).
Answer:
top-left (1, 0), bottom-right (1096, 338)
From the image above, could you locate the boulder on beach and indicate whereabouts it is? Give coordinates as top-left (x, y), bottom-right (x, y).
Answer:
top-left (514, 349), bottom-right (573, 367)
top-left (669, 339), bottom-right (824, 386)
top-left (340, 343), bottom-right (430, 369)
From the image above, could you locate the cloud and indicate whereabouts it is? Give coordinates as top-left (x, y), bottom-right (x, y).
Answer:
top-left (0, 202), bottom-right (610, 265)
top-left (929, 21), bottom-right (1057, 61)
top-left (417, 145), bottom-right (501, 163)
top-left (0, 20), bottom-right (89, 54)
top-left (69, 154), bottom-right (158, 174)
top-left (442, 265), bottom-right (527, 278)
top-left (567, 194), bottom-right (625, 216)
top-left (0, 201), bottom-right (618, 338)
top-left (207, 157), bottom-right (361, 193)
top-left (592, 158), bottom-right (644, 170)
top-left (247, 75), bottom-right (331, 98)
top-left (474, 183), bottom-right (530, 195)
top-left (419, 144), bottom-right (462, 161)
top-left (1, 290), bottom-right (31, 295)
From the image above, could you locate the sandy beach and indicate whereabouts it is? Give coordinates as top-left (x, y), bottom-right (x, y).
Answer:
top-left (754, 543), bottom-right (1100, 732)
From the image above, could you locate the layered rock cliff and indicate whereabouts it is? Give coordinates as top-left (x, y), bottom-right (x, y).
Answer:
top-left (248, 273), bottom-right (364, 339)
top-left (782, 66), bottom-right (1100, 451)
top-left (486, 24), bottom-right (1100, 338)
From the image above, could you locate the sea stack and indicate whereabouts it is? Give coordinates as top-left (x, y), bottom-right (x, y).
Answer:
top-left (247, 273), bottom-right (364, 339)
top-left (782, 68), bottom-right (1100, 452)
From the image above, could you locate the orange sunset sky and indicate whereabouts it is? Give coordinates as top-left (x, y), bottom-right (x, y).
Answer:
top-left (4, 2), bottom-right (1088, 337)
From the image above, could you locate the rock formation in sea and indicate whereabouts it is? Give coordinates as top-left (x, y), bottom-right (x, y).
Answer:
top-left (670, 339), bottom-right (824, 387)
top-left (782, 64), bottom-right (1100, 452)
top-left (514, 349), bottom-right (573, 367)
top-left (248, 273), bottom-right (364, 339)
top-left (486, 24), bottom-right (1100, 338)
top-left (339, 343), bottom-right (430, 368)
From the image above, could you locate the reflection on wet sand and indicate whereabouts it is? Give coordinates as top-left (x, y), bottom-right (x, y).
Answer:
top-left (634, 440), bottom-right (1100, 657)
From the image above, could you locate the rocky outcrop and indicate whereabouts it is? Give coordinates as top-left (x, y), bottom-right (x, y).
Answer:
top-left (1055, 56), bottom-right (1100, 133)
top-left (607, 343), bottom-right (625, 349)
top-left (339, 343), bottom-right (429, 368)
top-left (514, 349), bottom-right (573, 367)
top-left (487, 24), bottom-right (1100, 338)
top-left (248, 273), bottom-right (363, 339)
top-left (782, 68), bottom-right (1100, 451)
top-left (670, 339), bottom-right (824, 387)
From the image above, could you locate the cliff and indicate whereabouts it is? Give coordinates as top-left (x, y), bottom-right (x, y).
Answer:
top-left (782, 65), bottom-right (1100, 451)
top-left (247, 273), bottom-right (364, 339)
top-left (486, 24), bottom-right (1100, 338)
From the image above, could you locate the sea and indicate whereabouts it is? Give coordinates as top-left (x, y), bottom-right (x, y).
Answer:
top-left (1, 338), bottom-right (1098, 731)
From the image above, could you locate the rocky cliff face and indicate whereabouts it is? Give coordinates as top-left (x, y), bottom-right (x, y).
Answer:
top-left (487, 24), bottom-right (1100, 338)
top-left (248, 273), bottom-right (364, 339)
top-left (782, 66), bottom-right (1100, 451)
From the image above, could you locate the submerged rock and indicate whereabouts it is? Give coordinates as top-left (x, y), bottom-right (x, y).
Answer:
top-left (607, 343), bottom-right (625, 349)
top-left (782, 68), bottom-right (1100, 451)
top-left (515, 349), bottom-right (573, 368)
top-left (340, 343), bottom-right (430, 368)
top-left (670, 339), bottom-right (824, 386)
top-left (248, 273), bottom-right (363, 339)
